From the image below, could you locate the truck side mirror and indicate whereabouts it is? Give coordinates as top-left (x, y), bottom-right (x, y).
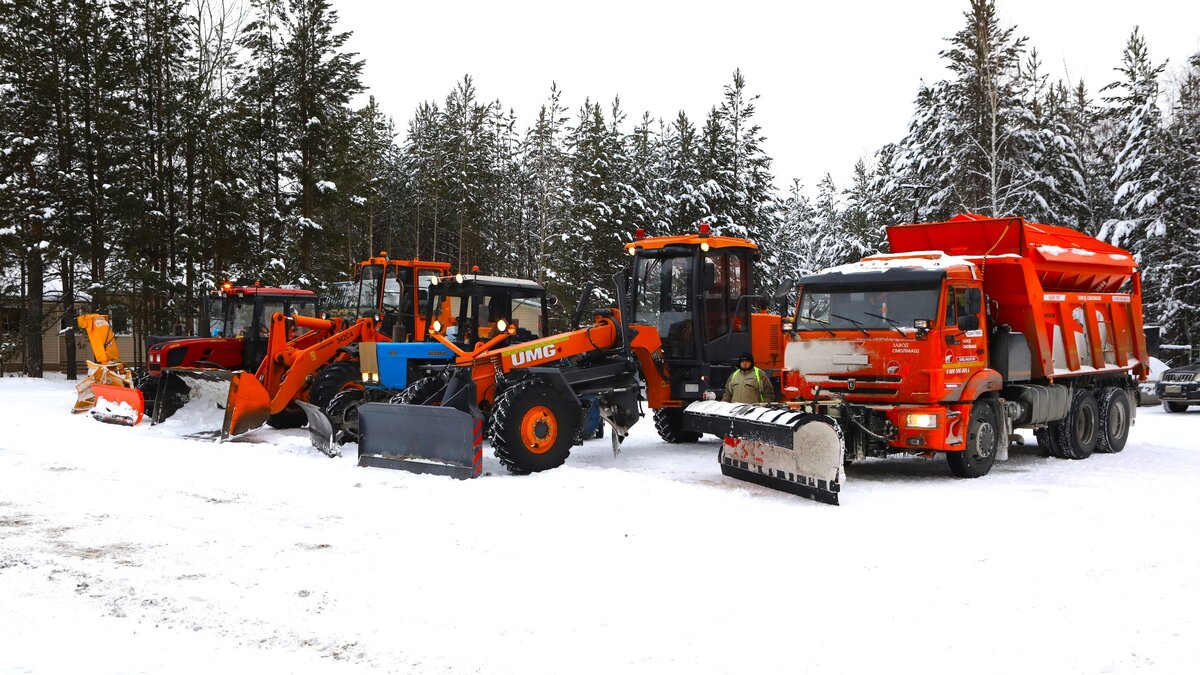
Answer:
top-left (957, 314), bottom-right (980, 332)
top-left (967, 288), bottom-right (982, 314)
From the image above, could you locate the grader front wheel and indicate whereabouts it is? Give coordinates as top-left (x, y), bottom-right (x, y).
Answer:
top-left (490, 380), bottom-right (580, 474)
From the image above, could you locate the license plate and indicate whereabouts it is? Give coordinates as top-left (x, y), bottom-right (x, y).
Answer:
top-left (1165, 385), bottom-right (1183, 394)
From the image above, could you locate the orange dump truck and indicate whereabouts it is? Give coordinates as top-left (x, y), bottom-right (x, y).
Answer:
top-left (685, 214), bottom-right (1149, 504)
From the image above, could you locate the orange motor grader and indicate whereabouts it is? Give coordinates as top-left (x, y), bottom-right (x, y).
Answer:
top-left (351, 225), bottom-right (786, 478)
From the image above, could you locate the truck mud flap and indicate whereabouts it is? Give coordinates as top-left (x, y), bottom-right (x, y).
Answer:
top-left (89, 382), bottom-right (145, 426)
top-left (152, 368), bottom-right (271, 440)
top-left (685, 401), bottom-right (846, 505)
top-left (296, 399), bottom-right (338, 458)
top-left (356, 402), bottom-right (483, 479)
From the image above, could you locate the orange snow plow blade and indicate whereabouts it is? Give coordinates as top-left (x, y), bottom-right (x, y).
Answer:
top-left (89, 382), bottom-right (145, 426)
top-left (152, 368), bottom-right (272, 440)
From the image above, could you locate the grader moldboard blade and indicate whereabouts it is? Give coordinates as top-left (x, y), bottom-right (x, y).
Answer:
top-left (684, 400), bottom-right (846, 505)
top-left (152, 368), bottom-right (271, 440)
top-left (356, 403), bottom-right (483, 479)
top-left (89, 382), bottom-right (145, 426)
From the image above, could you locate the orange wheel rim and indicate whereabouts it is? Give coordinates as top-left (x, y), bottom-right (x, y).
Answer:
top-left (520, 405), bottom-right (558, 454)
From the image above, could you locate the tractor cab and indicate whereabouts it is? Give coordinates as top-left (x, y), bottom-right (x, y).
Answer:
top-left (422, 273), bottom-right (550, 350)
top-left (323, 253), bottom-right (452, 342)
top-left (625, 225), bottom-right (780, 403)
top-left (201, 285), bottom-right (320, 372)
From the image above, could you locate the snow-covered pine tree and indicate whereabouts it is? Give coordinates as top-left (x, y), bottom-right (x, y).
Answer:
top-left (625, 111), bottom-right (666, 235)
top-left (662, 111), bottom-right (708, 235)
top-left (842, 159), bottom-right (889, 259)
top-left (1148, 50), bottom-right (1200, 347)
top-left (276, 0), bottom-right (364, 284)
top-left (522, 83), bottom-right (571, 289)
top-left (717, 69), bottom-right (775, 243)
top-left (1099, 28), bottom-right (1167, 255)
top-left (937, 0), bottom-right (1031, 216)
top-left (440, 75), bottom-right (494, 269)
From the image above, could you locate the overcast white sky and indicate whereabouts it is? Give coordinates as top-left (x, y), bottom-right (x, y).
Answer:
top-left (335, 0), bottom-right (1200, 194)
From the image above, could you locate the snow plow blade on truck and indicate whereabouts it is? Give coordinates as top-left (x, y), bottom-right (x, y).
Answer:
top-left (685, 401), bottom-right (846, 505)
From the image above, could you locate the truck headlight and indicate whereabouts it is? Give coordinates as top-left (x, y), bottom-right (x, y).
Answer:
top-left (431, 320), bottom-right (442, 333)
top-left (496, 319), bottom-right (507, 333)
top-left (905, 413), bottom-right (938, 429)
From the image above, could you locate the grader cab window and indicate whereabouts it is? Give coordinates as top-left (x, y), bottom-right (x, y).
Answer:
top-left (634, 254), bottom-right (695, 358)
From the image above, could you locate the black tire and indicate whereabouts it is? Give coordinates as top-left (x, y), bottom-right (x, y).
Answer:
top-left (1163, 401), bottom-right (1189, 413)
top-left (138, 376), bottom-right (160, 416)
top-left (326, 388), bottom-right (366, 444)
top-left (653, 407), bottom-right (701, 444)
top-left (267, 403), bottom-right (306, 429)
top-left (1096, 388), bottom-right (1132, 453)
top-left (946, 399), bottom-right (1000, 478)
top-left (391, 376), bottom-right (446, 405)
top-left (308, 361), bottom-right (362, 410)
top-left (1035, 424), bottom-right (1065, 457)
top-left (1055, 388), bottom-right (1098, 460)
top-left (489, 379), bottom-right (580, 474)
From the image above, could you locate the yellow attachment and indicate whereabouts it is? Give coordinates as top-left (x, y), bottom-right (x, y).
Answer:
top-left (77, 313), bottom-right (122, 364)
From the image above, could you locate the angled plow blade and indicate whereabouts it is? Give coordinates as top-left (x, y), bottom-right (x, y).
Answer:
top-left (296, 399), bottom-right (338, 458)
top-left (685, 401), bottom-right (846, 505)
top-left (356, 403), bottom-right (483, 479)
top-left (89, 382), bottom-right (145, 426)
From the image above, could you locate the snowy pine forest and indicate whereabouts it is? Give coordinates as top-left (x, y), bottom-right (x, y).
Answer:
top-left (2, 0), bottom-right (1199, 375)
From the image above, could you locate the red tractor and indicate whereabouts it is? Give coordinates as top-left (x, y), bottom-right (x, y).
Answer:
top-left (86, 284), bottom-right (319, 424)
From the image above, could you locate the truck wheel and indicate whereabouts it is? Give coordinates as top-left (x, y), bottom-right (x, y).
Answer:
top-left (653, 407), bottom-right (701, 443)
top-left (391, 376), bottom-right (445, 405)
top-left (1035, 425), bottom-right (1065, 458)
top-left (1163, 401), bottom-right (1189, 413)
top-left (308, 361), bottom-right (362, 410)
top-left (1055, 388), bottom-right (1098, 459)
top-left (490, 379), bottom-right (580, 474)
top-left (1096, 388), bottom-right (1131, 453)
top-left (947, 399), bottom-right (1000, 478)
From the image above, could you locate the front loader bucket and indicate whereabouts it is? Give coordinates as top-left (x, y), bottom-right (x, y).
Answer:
top-left (685, 401), bottom-right (846, 505)
top-left (296, 399), bottom-right (338, 458)
top-left (152, 368), bottom-right (271, 440)
top-left (356, 402), bottom-right (483, 479)
top-left (89, 382), bottom-right (145, 426)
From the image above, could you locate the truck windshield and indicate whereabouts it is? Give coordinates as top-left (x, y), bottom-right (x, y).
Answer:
top-left (795, 285), bottom-right (940, 332)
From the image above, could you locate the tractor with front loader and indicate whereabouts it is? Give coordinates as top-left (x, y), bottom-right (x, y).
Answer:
top-left (348, 225), bottom-right (786, 478)
top-left (152, 253), bottom-right (452, 439)
top-left (75, 284), bottom-right (319, 425)
top-left (685, 214), bottom-right (1149, 505)
top-left (298, 272), bottom-right (553, 454)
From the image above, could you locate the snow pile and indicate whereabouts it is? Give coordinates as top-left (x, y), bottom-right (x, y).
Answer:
top-left (148, 377), bottom-right (235, 437)
top-left (823, 250), bottom-right (976, 275)
top-left (91, 396), bottom-right (139, 423)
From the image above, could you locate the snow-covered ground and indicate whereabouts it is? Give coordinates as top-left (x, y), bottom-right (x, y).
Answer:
top-left (2, 375), bottom-right (1199, 674)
